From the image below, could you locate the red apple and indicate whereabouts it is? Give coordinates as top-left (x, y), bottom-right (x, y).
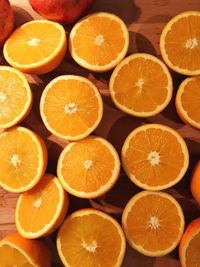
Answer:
top-left (29, 0), bottom-right (94, 24)
top-left (0, 0), bottom-right (14, 47)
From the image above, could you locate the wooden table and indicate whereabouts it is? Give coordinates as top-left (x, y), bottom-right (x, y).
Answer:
top-left (0, 0), bottom-right (200, 266)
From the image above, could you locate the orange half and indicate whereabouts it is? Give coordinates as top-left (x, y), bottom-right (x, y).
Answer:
top-left (57, 209), bottom-right (126, 267)
top-left (109, 53), bottom-right (173, 117)
top-left (160, 11), bottom-right (200, 75)
top-left (122, 191), bottom-right (185, 257)
top-left (176, 76), bottom-right (200, 129)
top-left (69, 12), bottom-right (129, 72)
top-left (40, 75), bottom-right (103, 141)
top-left (121, 123), bottom-right (189, 190)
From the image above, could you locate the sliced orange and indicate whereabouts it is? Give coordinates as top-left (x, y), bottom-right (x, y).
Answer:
top-left (160, 11), bottom-right (200, 75)
top-left (16, 173), bottom-right (68, 239)
top-left (40, 75), bottom-right (103, 141)
top-left (69, 12), bottom-right (129, 72)
top-left (0, 232), bottom-right (51, 267)
top-left (0, 126), bottom-right (47, 193)
top-left (176, 76), bottom-right (200, 130)
top-left (109, 53), bottom-right (173, 117)
top-left (0, 66), bottom-right (32, 129)
top-left (57, 136), bottom-right (120, 198)
top-left (179, 218), bottom-right (200, 267)
top-left (190, 161), bottom-right (200, 205)
top-left (57, 208), bottom-right (126, 267)
top-left (121, 123), bottom-right (189, 190)
top-left (122, 191), bottom-right (185, 257)
top-left (3, 20), bottom-right (67, 74)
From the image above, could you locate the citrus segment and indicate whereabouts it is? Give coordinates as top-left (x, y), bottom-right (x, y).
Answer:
top-left (160, 11), bottom-right (200, 75)
top-left (109, 53), bottom-right (173, 117)
top-left (0, 127), bottom-right (47, 193)
top-left (40, 75), bottom-right (103, 141)
top-left (176, 76), bottom-right (200, 129)
top-left (57, 136), bottom-right (120, 198)
top-left (179, 218), bottom-right (200, 267)
top-left (69, 12), bottom-right (129, 72)
top-left (0, 66), bottom-right (32, 129)
top-left (3, 20), bottom-right (67, 74)
top-left (16, 173), bottom-right (69, 239)
top-left (122, 191), bottom-right (185, 257)
top-left (121, 124), bottom-right (189, 190)
top-left (0, 232), bottom-right (51, 267)
top-left (57, 209), bottom-right (126, 267)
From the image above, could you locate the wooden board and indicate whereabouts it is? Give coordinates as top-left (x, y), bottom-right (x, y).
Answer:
top-left (0, 0), bottom-right (200, 266)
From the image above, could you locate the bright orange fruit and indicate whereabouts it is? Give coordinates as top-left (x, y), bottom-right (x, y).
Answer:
top-left (122, 191), bottom-right (185, 257)
top-left (190, 161), bottom-right (200, 205)
top-left (160, 11), bottom-right (200, 75)
top-left (57, 136), bottom-right (120, 198)
top-left (16, 173), bottom-right (69, 239)
top-left (57, 209), bottom-right (126, 267)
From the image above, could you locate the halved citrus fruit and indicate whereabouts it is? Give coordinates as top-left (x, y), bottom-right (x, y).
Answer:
top-left (176, 76), bottom-right (200, 130)
top-left (16, 173), bottom-right (68, 239)
top-left (179, 218), bottom-right (200, 267)
top-left (0, 66), bottom-right (32, 129)
top-left (57, 208), bottom-right (126, 267)
top-left (40, 75), bottom-right (103, 141)
top-left (69, 12), bottom-right (129, 72)
top-left (190, 161), bottom-right (200, 205)
top-left (109, 53), bottom-right (173, 117)
top-left (57, 136), bottom-right (120, 198)
top-left (0, 126), bottom-right (47, 193)
top-left (160, 11), bottom-right (200, 75)
top-left (122, 191), bottom-right (185, 257)
top-left (0, 232), bottom-right (51, 267)
top-left (121, 123), bottom-right (189, 190)
top-left (3, 20), bottom-right (67, 74)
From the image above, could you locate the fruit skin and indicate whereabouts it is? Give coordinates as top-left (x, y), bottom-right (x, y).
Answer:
top-left (0, 232), bottom-right (52, 267)
top-left (0, 0), bottom-right (14, 47)
top-left (191, 161), bottom-right (200, 205)
top-left (29, 0), bottom-right (94, 24)
top-left (179, 218), bottom-right (200, 267)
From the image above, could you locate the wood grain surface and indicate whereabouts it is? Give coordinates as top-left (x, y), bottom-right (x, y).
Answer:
top-left (0, 0), bottom-right (200, 266)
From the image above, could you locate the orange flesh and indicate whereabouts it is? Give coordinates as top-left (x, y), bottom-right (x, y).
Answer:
top-left (59, 213), bottom-right (122, 266)
top-left (0, 129), bottom-right (40, 189)
top-left (60, 138), bottom-right (115, 193)
top-left (113, 58), bottom-right (169, 112)
top-left (5, 22), bottom-right (62, 65)
top-left (0, 244), bottom-right (33, 266)
top-left (186, 232), bottom-right (200, 267)
top-left (124, 128), bottom-right (185, 187)
top-left (164, 15), bottom-right (200, 70)
top-left (181, 78), bottom-right (200, 123)
top-left (126, 194), bottom-right (182, 252)
top-left (73, 16), bottom-right (126, 66)
top-left (0, 69), bottom-right (29, 125)
top-left (43, 79), bottom-right (101, 136)
top-left (18, 175), bottom-right (60, 232)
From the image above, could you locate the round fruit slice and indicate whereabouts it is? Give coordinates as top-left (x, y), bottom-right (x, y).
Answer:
top-left (122, 191), bottom-right (185, 257)
top-left (40, 75), bottom-right (103, 141)
top-left (190, 161), bottom-right (200, 205)
top-left (0, 66), bottom-right (32, 129)
top-left (0, 232), bottom-right (51, 267)
top-left (179, 218), bottom-right (200, 267)
top-left (121, 123), bottom-right (189, 190)
top-left (69, 12), bottom-right (129, 72)
top-left (0, 126), bottom-right (47, 193)
top-left (109, 53), bottom-right (173, 117)
top-left (57, 136), bottom-right (120, 198)
top-left (160, 11), bottom-right (200, 75)
top-left (3, 20), bottom-right (67, 74)
top-left (16, 173), bottom-right (69, 239)
top-left (176, 76), bottom-right (200, 129)
top-left (57, 208), bottom-right (126, 267)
